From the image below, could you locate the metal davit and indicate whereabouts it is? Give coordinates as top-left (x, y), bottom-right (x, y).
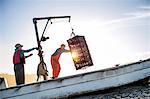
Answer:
top-left (33, 16), bottom-right (93, 75)
top-left (33, 16), bottom-right (71, 80)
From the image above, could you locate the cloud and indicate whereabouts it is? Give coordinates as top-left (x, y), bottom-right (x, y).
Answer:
top-left (114, 13), bottom-right (148, 24)
top-left (139, 6), bottom-right (150, 10)
top-left (97, 11), bottom-right (150, 27)
top-left (94, 5), bottom-right (150, 28)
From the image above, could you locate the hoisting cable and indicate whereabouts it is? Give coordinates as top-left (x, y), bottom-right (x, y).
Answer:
top-left (69, 19), bottom-right (76, 38)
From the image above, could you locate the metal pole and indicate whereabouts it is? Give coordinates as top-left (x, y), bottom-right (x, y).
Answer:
top-left (33, 16), bottom-right (70, 21)
top-left (33, 18), bottom-right (43, 61)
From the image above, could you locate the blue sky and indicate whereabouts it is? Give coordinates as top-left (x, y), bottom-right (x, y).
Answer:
top-left (0, 0), bottom-right (149, 77)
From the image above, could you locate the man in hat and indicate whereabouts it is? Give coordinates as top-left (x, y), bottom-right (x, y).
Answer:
top-left (51, 44), bottom-right (70, 79)
top-left (13, 43), bottom-right (38, 85)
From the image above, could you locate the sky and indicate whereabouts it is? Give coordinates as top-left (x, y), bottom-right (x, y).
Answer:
top-left (0, 0), bottom-right (150, 78)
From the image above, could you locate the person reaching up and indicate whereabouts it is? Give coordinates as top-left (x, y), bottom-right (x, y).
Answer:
top-left (50, 44), bottom-right (70, 79)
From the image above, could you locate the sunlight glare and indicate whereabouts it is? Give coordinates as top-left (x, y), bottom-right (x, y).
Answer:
top-left (71, 51), bottom-right (80, 62)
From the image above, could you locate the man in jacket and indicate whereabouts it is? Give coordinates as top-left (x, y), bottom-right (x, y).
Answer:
top-left (13, 43), bottom-right (37, 85)
top-left (51, 44), bottom-right (70, 79)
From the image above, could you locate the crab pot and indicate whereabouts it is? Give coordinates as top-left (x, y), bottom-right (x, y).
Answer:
top-left (67, 35), bottom-right (93, 70)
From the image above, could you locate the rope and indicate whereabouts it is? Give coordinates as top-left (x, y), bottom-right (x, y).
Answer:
top-left (69, 20), bottom-right (76, 38)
